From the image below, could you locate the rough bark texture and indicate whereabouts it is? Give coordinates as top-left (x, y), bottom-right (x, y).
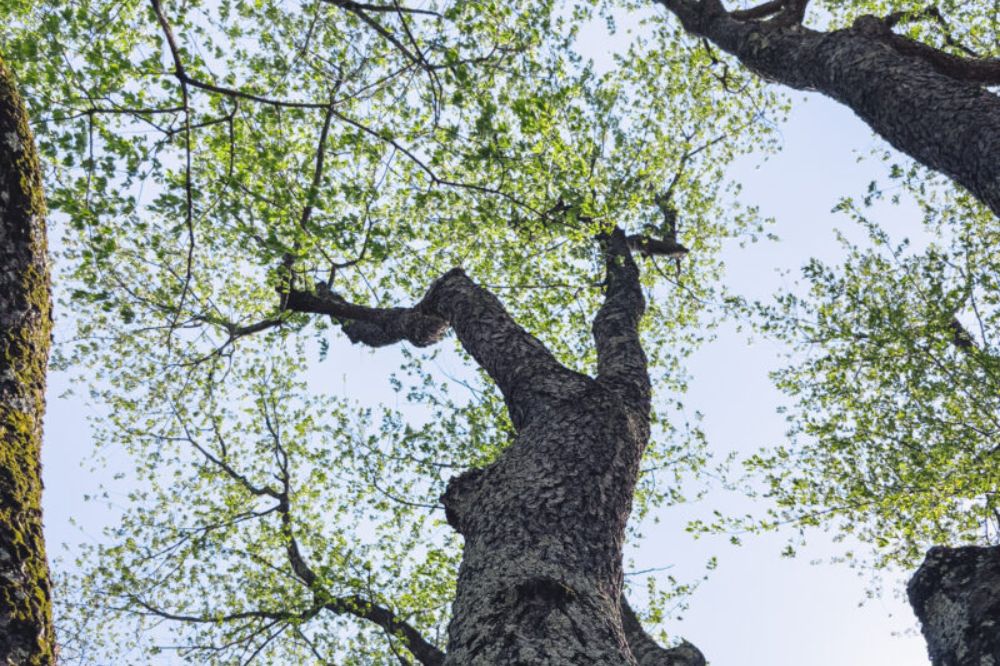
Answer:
top-left (908, 545), bottom-right (1000, 666)
top-left (0, 54), bottom-right (56, 665)
top-left (621, 596), bottom-right (706, 666)
top-left (657, 0), bottom-right (1000, 218)
top-left (287, 230), bottom-right (703, 665)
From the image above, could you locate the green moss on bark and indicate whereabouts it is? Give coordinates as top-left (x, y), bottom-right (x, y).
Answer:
top-left (0, 51), bottom-right (56, 665)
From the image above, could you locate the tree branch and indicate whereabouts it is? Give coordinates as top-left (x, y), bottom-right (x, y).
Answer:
top-left (322, 0), bottom-right (441, 16)
top-left (654, 0), bottom-right (1000, 218)
top-left (871, 21), bottom-right (1000, 85)
top-left (149, 0), bottom-right (331, 109)
top-left (128, 595), bottom-right (445, 666)
top-left (621, 596), bottom-right (706, 666)
top-left (657, 0), bottom-right (726, 33)
top-left (593, 228), bottom-right (651, 411)
top-left (149, 0), bottom-right (196, 346)
top-left (284, 281), bottom-right (450, 347)
top-left (773, 0), bottom-right (809, 26)
top-left (323, 596), bottom-right (444, 666)
top-left (331, 0), bottom-right (424, 67)
top-left (884, 6), bottom-right (981, 57)
top-left (253, 399), bottom-right (447, 666)
top-left (730, 0), bottom-right (784, 21)
top-left (626, 235), bottom-right (689, 258)
top-left (285, 268), bottom-right (591, 430)
top-left (729, 0), bottom-right (809, 26)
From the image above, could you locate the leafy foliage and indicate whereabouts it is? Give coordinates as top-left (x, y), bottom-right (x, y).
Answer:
top-left (651, 0), bottom-right (1000, 576)
top-left (748, 166), bottom-right (1000, 571)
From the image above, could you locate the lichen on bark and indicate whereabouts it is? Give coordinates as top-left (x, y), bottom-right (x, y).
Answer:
top-left (0, 51), bottom-right (56, 665)
top-left (909, 545), bottom-right (1000, 666)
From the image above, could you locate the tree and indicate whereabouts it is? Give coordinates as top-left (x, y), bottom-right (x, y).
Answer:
top-left (280, 228), bottom-right (701, 664)
top-left (655, 0), bottom-right (1000, 218)
top-left (1, 0), bottom-right (778, 662)
top-left (647, 2), bottom-right (1000, 660)
top-left (0, 52), bottom-right (56, 665)
top-left (909, 545), bottom-right (1000, 665)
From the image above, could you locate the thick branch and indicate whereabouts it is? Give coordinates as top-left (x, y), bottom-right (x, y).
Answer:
top-left (621, 596), bottom-right (706, 666)
top-left (731, 0), bottom-right (808, 26)
top-left (594, 229), bottom-right (652, 412)
top-left (875, 26), bottom-right (1000, 85)
top-left (284, 282), bottom-right (449, 347)
top-left (774, 0), bottom-right (809, 26)
top-left (730, 0), bottom-right (783, 21)
top-left (656, 1), bottom-right (1000, 218)
top-left (627, 234), bottom-right (689, 258)
top-left (285, 268), bottom-right (589, 431)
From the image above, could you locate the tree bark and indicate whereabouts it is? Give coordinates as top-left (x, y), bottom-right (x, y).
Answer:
top-left (286, 230), bottom-right (703, 665)
top-left (908, 545), bottom-right (1000, 666)
top-left (0, 54), bottom-right (56, 665)
top-left (656, 0), bottom-right (1000, 218)
top-left (621, 596), bottom-right (706, 666)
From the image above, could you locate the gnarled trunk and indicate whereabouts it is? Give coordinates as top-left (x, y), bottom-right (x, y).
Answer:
top-left (908, 545), bottom-right (1000, 666)
top-left (0, 53), bottom-right (56, 665)
top-left (286, 231), bottom-right (704, 665)
top-left (657, 0), bottom-right (1000, 218)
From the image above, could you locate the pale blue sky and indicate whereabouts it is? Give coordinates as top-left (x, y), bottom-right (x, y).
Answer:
top-left (659, 93), bottom-right (930, 665)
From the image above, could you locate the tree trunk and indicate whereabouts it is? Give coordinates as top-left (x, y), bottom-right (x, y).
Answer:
top-left (657, 0), bottom-right (1000, 218)
top-left (908, 545), bottom-right (1000, 666)
top-left (0, 53), bottom-right (56, 665)
top-left (286, 231), bottom-right (704, 665)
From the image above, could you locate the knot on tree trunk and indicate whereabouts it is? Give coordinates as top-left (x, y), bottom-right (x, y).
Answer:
top-left (907, 544), bottom-right (1000, 666)
top-left (441, 467), bottom-right (486, 534)
top-left (850, 14), bottom-right (887, 36)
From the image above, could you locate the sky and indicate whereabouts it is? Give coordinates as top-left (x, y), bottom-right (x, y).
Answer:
top-left (656, 93), bottom-right (931, 665)
top-left (37, 8), bottom-right (939, 666)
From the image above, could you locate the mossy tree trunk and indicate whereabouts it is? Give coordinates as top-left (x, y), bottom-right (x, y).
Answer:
top-left (0, 53), bottom-right (56, 665)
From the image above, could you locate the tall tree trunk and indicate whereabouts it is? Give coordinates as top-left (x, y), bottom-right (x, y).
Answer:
top-left (656, 0), bottom-right (1000, 218)
top-left (285, 231), bottom-right (704, 665)
top-left (0, 54), bottom-right (56, 665)
top-left (908, 545), bottom-right (1000, 666)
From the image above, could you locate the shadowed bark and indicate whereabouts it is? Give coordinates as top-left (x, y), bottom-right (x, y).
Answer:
top-left (656, 0), bottom-right (1000, 218)
top-left (285, 228), bottom-right (699, 664)
top-left (621, 596), bottom-right (706, 666)
top-left (0, 53), bottom-right (56, 665)
top-left (908, 545), bottom-right (1000, 666)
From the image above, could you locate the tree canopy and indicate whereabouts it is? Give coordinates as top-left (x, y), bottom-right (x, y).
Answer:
top-left (3, 0), bottom-right (1000, 663)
